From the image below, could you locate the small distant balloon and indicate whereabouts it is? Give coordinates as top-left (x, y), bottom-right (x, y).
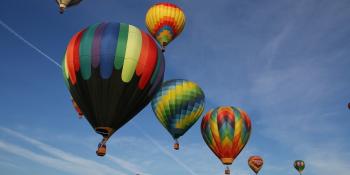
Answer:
top-left (248, 156), bottom-right (264, 174)
top-left (56, 0), bottom-right (82, 14)
top-left (348, 102), bottom-right (350, 109)
top-left (294, 160), bottom-right (305, 175)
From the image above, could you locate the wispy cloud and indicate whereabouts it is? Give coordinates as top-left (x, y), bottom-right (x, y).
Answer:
top-left (305, 147), bottom-right (350, 175)
top-left (107, 155), bottom-right (150, 175)
top-left (0, 140), bottom-right (105, 175)
top-left (250, 39), bottom-right (350, 173)
top-left (0, 160), bottom-right (20, 169)
top-left (0, 126), bottom-right (202, 175)
top-left (131, 122), bottom-right (199, 175)
top-left (0, 127), bottom-right (127, 175)
top-left (259, 24), bottom-right (292, 69)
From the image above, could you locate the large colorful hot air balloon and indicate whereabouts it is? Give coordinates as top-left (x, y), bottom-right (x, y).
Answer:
top-left (248, 156), bottom-right (264, 175)
top-left (294, 160), bottom-right (305, 175)
top-left (151, 79), bottom-right (205, 150)
top-left (201, 106), bottom-right (252, 175)
top-left (62, 22), bottom-right (165, 156)
top-left (56, 0), bottom-right (82, 14)
top-left (145, 2), bottom-right (186, 51)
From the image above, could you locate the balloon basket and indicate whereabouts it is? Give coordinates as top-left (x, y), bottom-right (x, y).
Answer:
top-left (224, 166), bottom-right (230, 175)
top-left (96, 144), bottom-right (106, 157)
top-left (174, 143), bottom-right (179, 150)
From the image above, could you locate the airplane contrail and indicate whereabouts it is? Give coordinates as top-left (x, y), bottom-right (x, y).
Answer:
top-left (0, 19), bottom-right (62, 68)
top-left (131, 122), bottom-right (198, 175)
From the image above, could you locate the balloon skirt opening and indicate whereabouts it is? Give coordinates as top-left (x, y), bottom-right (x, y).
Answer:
top-left (221, 158), bottom-right (233, 165)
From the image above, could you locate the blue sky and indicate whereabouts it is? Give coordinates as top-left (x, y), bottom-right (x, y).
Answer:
top-left (0, 0), bottom-right (349, 175)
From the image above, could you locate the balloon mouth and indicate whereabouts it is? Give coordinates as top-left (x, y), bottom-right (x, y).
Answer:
top-left (59, 4), bottom-right (66, 13)
top-left (95, 127), bottom-right (114, 137)
top-left (59, 3), bottom-right (67, 8)
top-left (59, 7), bottom-right (65, 14)
top-left (221, 158), bottom-right (233, 165)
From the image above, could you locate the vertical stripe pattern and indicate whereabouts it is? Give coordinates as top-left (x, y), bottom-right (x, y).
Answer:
top-left (63, 22), bottom-right (163, 89)
top-left (62, 22), bottom-right (165, 137)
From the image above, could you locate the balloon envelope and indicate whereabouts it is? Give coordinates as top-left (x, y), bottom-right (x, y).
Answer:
top-left (294, 160), bottom-right (305, 174)
top-left (71, 99), bottom-right (83, 117)
top-left (201, 106), bottom-right (252, 165)
top-left (62, 22), bottom-right (165, 139)
top-left (56, 0), bottom-right (82, 13)
top-left (248, 156), bottom-right (264, 174)
top-left (145, 2), bottom-right (186, 47)
top-left (151, 79), bottom-right (205, 140)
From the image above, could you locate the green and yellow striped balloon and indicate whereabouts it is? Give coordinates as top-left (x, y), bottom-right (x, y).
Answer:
top-left (151, 79), bottom-right (205, 149)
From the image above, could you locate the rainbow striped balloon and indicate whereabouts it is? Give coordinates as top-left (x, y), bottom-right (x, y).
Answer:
top-left (201, 106), bottom-right (251, 166)
top-left (62, 22), bottom-right (165, 141)
top-left (145, 2), bottom-right (186, 47)
top-left (151, 79), bottom-right (205, 141)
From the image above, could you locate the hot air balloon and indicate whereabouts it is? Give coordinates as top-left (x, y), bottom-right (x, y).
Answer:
top-left (294, 160), bottom-right (305, 175)
top-left (248, 156), bottom-right (264, 175)
top-left (201, 106), bottom-right (252, 175)
top-left (151, 79), bottom-right (205, 150)
top-left (347, 102), bottom-right (350, 110)
top-left (56, 0), bottom-right (82, 14)
top-left (71, 99), bottom-right (83, 118)
top-left (62, 22), bottom-right (165, 156)
top-left (145, 2), bottom-right (186, 51)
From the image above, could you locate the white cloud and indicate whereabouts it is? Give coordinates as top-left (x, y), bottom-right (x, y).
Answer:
top-left (131, 122), bottom-right (199, 175)
top-left (0, 140), bottom-right (104, 175)
top-left (250, 54), bottom-right (350, 175)
top-left (260, 24), bottom-right (292, 69)
top-left (0, 126), bottom-right (205, 175)
top-left (0, 160), bottom-right (20, 169)
top-left (107, 155), bottom-right (150, 175)
top-left (306, 148), bottom-right (350, 175)
top-left (0, 127), bottom-right (127, 175)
